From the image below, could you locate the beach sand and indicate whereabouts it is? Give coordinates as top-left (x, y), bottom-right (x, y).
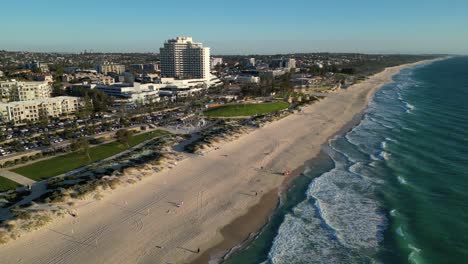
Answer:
top-left (0, 60), bottom-right (435, 264)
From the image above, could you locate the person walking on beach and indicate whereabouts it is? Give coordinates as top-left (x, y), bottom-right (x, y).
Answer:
top-left (197, 248), bottom-right (200, 253)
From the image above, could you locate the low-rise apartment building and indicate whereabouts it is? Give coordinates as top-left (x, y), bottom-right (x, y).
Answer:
top-left (0, 81), bottom-right (52, 101)
top-left (0, 96), bottom-right (82, 124)
top-left (95, 62), bottom-right (126, 75)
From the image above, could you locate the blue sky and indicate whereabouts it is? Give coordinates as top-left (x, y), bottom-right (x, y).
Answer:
top-left (1, 0), bottom-right (467, 54)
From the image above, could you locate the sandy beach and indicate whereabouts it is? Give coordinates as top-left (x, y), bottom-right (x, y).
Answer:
top-left (0, 60), bottom-right (435, 264)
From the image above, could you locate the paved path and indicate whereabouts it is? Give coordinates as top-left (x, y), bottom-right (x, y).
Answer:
top-left (0, 169), bottom-right (35, 186)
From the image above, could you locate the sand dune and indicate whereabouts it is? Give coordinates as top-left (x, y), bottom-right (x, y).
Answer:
top-left (0, 60), bottom-right (434, 264)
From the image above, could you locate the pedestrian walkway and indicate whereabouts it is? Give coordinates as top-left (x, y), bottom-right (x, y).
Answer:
top-left (0, 169), bottom-right (35, 186)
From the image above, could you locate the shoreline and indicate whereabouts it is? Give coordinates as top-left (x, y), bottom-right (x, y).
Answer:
top-left (0, 58), bottom-right (442, 264)
top-left (190, 58), bottom-right (441, 264)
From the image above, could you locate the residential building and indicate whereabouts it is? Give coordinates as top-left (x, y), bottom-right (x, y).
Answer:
top-left (30, 74), bottom-right (54, 82)
top-left (223, 75), bottom-right (260, 84)
top-left (26, 61), bottom-right (49, 73)
top-left (285, 58), bottom-right (296, 69)
top-left (271, 58), bottom-right (296, 69)
top-left (143, 63), bottom-right (159, 72)
top-left (63, 72), bottom-right (115, 85)
top-left (244, 57), bottom-right (256, 66)
top-left (0, 81), bottom-right (52, 101)
top-left (131, 63), bottom-right (159, 73)
top-left (130, 64), bottom-right (144, 71)
top-left (95, 62), bottom-right (126, 75)
top-left (0, 96), bottom-right (82, 124)
top-left (160, 37), bottom-right (210, 80)
top-left (210, 57), bottom-right (223, 69)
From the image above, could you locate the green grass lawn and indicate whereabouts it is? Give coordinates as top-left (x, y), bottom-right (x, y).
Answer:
top-left (0, 176), bottom-right (21, 192)
top-left (203, 101), bottom-right (289, 117)
top-left (12, 130), bottom-right (169, 181)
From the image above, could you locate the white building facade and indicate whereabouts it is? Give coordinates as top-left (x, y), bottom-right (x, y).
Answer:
top-left (210, 57), bottom-right (223, 69)
top-left (0, 96), bottom-right (82, 124)
top-left (160, 37), bottom-right (211, 80)
top-left (0, 81), bottom-right (52, 102)
top-left (95, 62), bottom-right (126, 75)
top-left (94, 83), bottom-right (160, 105)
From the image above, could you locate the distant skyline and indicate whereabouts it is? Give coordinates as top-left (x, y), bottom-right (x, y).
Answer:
top-left (1, 0), bottom-right (468, 55)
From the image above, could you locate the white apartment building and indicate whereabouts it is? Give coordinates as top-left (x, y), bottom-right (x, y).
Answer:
top-left (95, 62), bottom-right (126, 75)
top-left (285, 58), bottom-right (296, 69)
top-left (245, 57), bottom-right (256, 66)
top-left (160, 37), bottom-right (210, 80)
top-left (210, 57), bottom-right (223, 69)
top-left (0, 81), bottom-right (52, 101)
top-left (0, 96), bottom-right (82, 124)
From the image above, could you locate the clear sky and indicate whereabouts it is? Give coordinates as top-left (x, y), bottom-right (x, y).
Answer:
top-left (1, 0), bottom-right (467, 55)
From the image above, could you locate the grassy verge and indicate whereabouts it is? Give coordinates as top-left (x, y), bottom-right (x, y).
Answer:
top-left (204, 101), bottom-right (289, 117)
top-left (12, 130), bottom-right (169, 181)
top-left (0, 176), bottom-right (21, 192)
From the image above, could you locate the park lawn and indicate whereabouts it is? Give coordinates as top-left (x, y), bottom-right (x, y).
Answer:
top-left (12, 130), bottom-right (169, 181)
top-left (0, 176), bottom-right (21, 192)
top-left (203, 101), bottom-right (289, 117)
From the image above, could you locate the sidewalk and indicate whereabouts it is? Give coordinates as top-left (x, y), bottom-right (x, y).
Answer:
top-left (0, 169), bottom-right (35, 186)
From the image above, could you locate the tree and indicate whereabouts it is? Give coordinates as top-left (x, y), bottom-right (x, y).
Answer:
top-left (116, 129), bottom-right (132, 148)
top-left (280, 73), bottom-right (293, 95)
top-left (77, 94), bottom-right (93, 119)
top-left (71, 138), bottom-right (91, 161)
top-left (38, 109), bottom-right (49, 129)
top-left (52, 82), bottom-right (66, 96)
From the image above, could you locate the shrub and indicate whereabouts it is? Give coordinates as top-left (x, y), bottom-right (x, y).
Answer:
top-left (127, 179), bottom-right (136, 184)
top-left (108, 179), bottom-right (121, 190)
top-left (16, 211), bottom-right (32, 220)
top-left (0, 230), bottom-right (10, 244)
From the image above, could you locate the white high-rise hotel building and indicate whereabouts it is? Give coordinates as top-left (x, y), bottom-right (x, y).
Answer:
top-left (160, 37), bottom-right (210, 80)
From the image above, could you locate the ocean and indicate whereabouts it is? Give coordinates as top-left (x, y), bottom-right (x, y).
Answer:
top-left (225, 57), bottom-right (468, 264)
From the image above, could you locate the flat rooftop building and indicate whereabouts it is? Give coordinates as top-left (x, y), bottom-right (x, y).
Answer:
top-left (0, 96), bottom-right (82, 124)
top-left (0, 80), bottom-right (52, 102)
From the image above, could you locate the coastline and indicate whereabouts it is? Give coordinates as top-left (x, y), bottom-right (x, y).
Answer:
top-left (0, 59), bottom-right (441, 264)
top-left (190, 58), bottom-right (441, 264)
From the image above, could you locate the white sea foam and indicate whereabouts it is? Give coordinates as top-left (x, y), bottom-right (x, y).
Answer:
top-left (404, 101), bottom-right (416, 113)
top-left (348, 162), bottom-right (364, 176)
top-left (379, 151), bottom-right (390, 160)
top-left (408, 244), bottom-right (424, 264)
top-left (381, 141), bottom-right (387, 149)
top-left (390, 209), bottom-right (397, 217)
top-left (402, 126), bottom-right (417, 132)
top-left (396, 226), bottom-right (405, 237)
top-left (397, 176), bottom-right (408, 185)
top-left (307, 168), bottom-right (386, 250)
top-left (268, 201), bottom-right (359, 264)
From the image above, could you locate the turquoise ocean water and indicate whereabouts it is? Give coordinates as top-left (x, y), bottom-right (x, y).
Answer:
top-left (226, 57), bottom-right (468, 264)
